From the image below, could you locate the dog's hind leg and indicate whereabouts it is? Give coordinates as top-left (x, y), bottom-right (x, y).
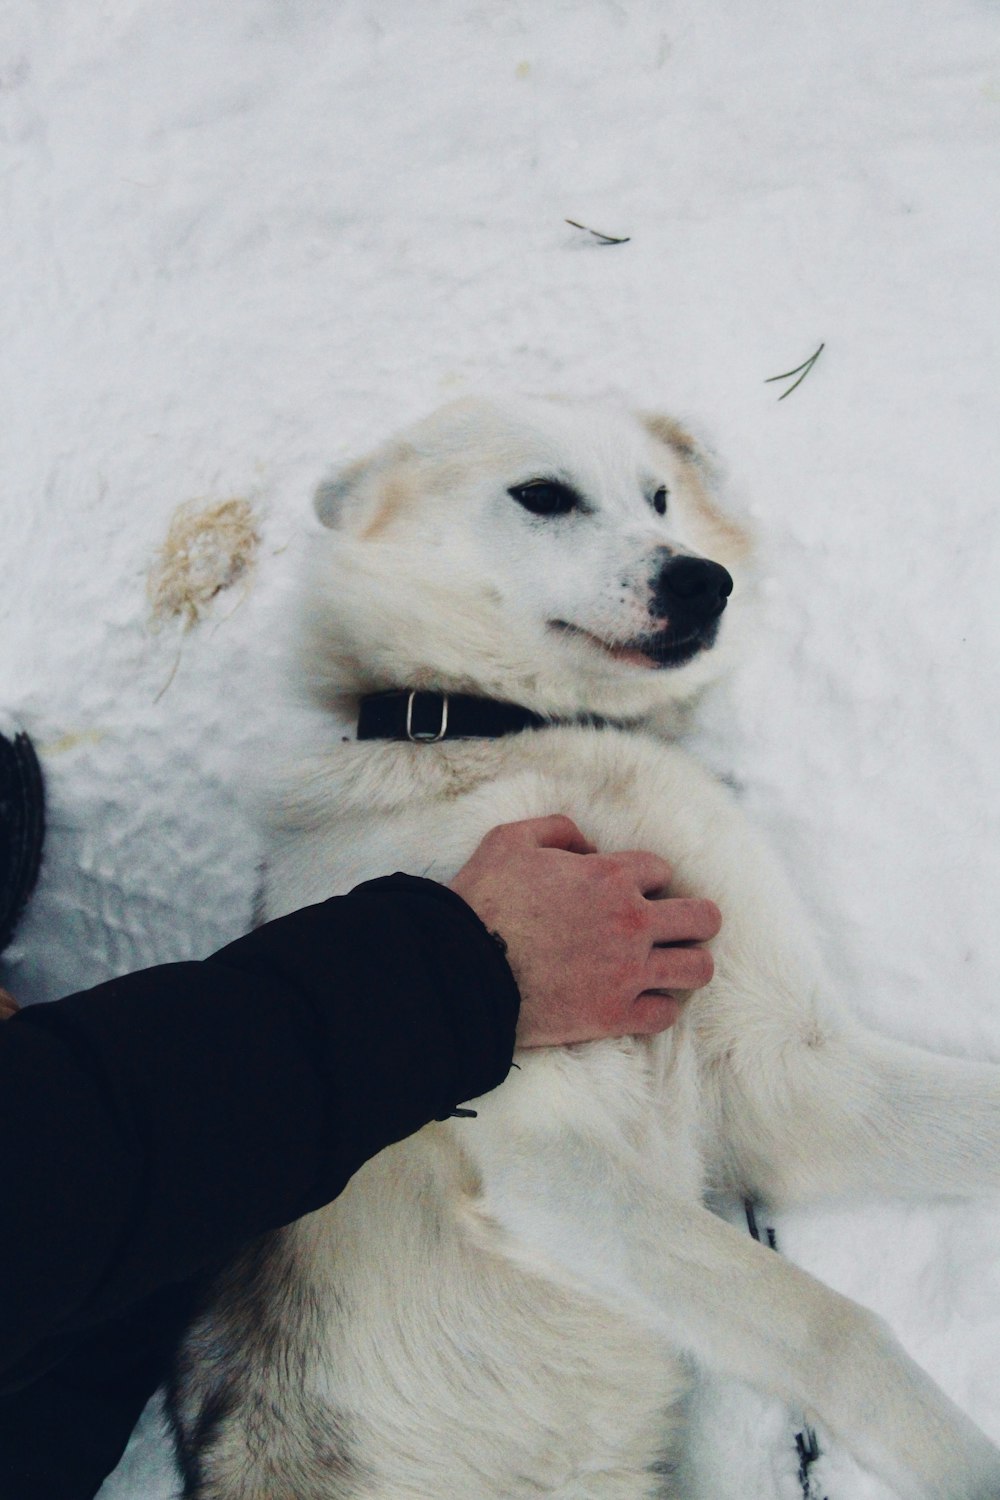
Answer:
top-left (463, 1134), bottom-right (1000, 1500)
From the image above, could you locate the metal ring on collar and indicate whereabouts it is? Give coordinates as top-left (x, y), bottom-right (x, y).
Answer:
top-left (405, 691), bottom-right (450, 743)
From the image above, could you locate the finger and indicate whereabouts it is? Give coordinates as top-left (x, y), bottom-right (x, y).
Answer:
top-left (650, 897), bottom-right (721, 945)
top-left (605, 849), bottom-right (674, 897)
top-left (629, 991), bottom-right (684, 1035)
top-left (647, 943), bottom-right (714, 991)
top-left (513, 813), bottom-right (597, 854)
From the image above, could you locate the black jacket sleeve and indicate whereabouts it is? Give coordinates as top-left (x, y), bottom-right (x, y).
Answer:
top-left (0, 874), bottom-right (520, 1389)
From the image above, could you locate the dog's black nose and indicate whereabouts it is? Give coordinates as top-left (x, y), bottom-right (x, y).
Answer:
top-left (652, 556), bottom-right (733, 625)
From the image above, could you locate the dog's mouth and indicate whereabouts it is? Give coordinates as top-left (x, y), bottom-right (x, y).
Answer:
top-left (550, 620), bottom-right (719, 670)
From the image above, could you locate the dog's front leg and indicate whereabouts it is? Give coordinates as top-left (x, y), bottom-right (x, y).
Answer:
top-left (621, 754), bottom-right (1000, 1209)
top-left (463, 1133), bottom-right (1000, 1500)
top-left (702, 1018), bottom-right (1000, 1211)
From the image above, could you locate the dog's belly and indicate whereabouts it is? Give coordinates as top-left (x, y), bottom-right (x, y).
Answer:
top-left (310, 1149), bottom-right (690, 1500)
top-left (178, 1126), bottom-right (692, 1500)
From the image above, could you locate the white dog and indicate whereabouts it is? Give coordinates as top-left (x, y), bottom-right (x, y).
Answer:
top-left (169, 397), bottom-right (1000, 1500)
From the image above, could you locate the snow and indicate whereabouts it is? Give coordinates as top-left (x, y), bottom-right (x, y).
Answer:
top-left (1, 2), bottom-right (998, 1496)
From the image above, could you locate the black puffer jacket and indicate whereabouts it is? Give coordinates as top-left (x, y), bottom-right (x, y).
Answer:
top-left (0, 875), bottom-right (520, 1498)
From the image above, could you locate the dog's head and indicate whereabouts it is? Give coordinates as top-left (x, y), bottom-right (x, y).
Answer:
top-left (306, 397), bottom-right (752, 722)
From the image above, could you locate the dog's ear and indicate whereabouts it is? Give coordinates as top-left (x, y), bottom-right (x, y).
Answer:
top-left (640, 411), bottom-right (753, 564)
top-left (639, 413), bottom-right (717, 477)
top-left (314, 455), bottom-right (377, 531)
top-left (314, 442), bottom-right (420, 537)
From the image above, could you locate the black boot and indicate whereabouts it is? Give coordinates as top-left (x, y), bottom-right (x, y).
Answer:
top-left (0, 730), bottom-right (45, 954)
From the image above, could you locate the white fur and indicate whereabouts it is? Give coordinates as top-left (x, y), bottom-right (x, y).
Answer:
top-left (175, 397), bottom-right (1000, 1500)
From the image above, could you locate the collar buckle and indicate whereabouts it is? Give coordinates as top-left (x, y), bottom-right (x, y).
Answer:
top-left (405, 691), bottom-right (450, 743)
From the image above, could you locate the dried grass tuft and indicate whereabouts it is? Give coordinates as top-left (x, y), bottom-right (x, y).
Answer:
top-left (148, 497), bottom-right (260, 628)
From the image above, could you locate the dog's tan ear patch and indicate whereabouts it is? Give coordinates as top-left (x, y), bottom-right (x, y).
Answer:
top-left (359, 461), bottom-right (422, 541)
top-left (641, 412), bottom-right (705, 466)
top-left (640, 410), bottom-right (754, 564)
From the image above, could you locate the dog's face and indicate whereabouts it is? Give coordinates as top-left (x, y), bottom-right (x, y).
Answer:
top-left (308, 397), bottom-right (752, 720)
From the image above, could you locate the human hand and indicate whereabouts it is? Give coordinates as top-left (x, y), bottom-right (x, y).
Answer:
top-left (449, 815), bottom-right (721, 1048)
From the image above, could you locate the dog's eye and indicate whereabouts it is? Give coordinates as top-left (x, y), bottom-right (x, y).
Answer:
top-left (508, 480), bottom-right (582, 517)
top-left (652, 487), bottom-right (668, 517)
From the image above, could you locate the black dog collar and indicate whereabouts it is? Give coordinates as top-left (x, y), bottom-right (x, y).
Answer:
top-left (356, 689), bottom-right (616, 742)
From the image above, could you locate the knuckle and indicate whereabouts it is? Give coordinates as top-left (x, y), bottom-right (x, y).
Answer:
top-left (590, 853), bottom-right (625, 883)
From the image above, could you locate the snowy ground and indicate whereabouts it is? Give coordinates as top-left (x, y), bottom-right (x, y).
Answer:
top-left (2, 2), bottom-right (999, 1497)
